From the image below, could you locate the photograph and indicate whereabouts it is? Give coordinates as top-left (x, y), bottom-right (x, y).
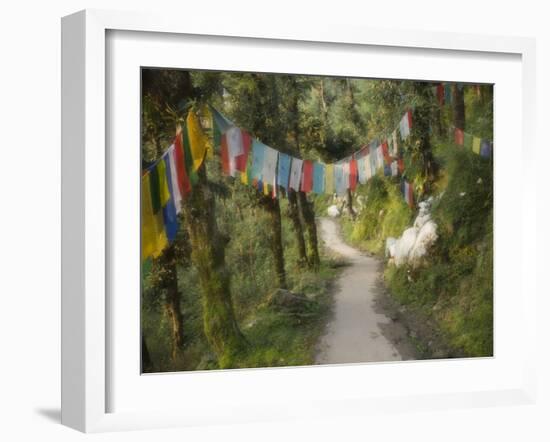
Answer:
top-left (140, 68), bottom-right (493, 373)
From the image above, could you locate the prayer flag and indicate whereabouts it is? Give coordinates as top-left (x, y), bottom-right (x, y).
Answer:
top-left (220, 134), bottom-right (230, 175)
top-left (472, 136), bottom-right (481, 155)
top-left (235, 130), bottom-right (251, 174)
top-left (377, 146), bottom-right (384, 170)
top-left (289, 157), bottom-right (303, 191)
top-left (342, 160), bottom-right (350, 190)
top-left (277, 152), bottom-right (292, 189)
top-left (403, 180), bottom-right (414, 208)
top-left (365, 153), bottom-right (373, 181)
top-left (262, 145), bottom-right (279, 188)
top-left (349, 157), bottom-right (358, 191)
top-left (250, 139), bottom-right (266, 182)
top-left (391, 160), bottom-right (399, 177)
top-left (301, 160), bottom-right (314, 193)
top-left (334, 163), bottom-right (346, 195)
top-left (454, 127), bottom-right (464, 145)
top-left (167, 145), bottom-right (182, 213)
top-left (437, 84), bottom-right (444, 105)
top-left (181, 123), bottom-right (197, 185)
top-left (480, 140), bottom-right (492, 158)
top-left (313, 162), bottom-right (325, 194)
top-left (464, 132), bottom-right (473, 150)
top-left (444, 84), bottom-right (452, 104)
top-left (325, 163), bottom-right (335, 194)
top-left (141, 173), bottom-right (168, 260)
top-left (384, 164), bottom-right (392, 177)
top-left (162, 155), bottom-right (179, 242)
top-left (357, 149), bottom-right (368, 184)
top-left (174, 132), bottom-right (191, 196)
top-left (382, 141), bottom-right (391, 165)
top-left (226, 126), bottom-right (244, 177)
top-left (392, 130), bottom-right (399, 156)
top-left (186, 111), bottom-right (208, 171)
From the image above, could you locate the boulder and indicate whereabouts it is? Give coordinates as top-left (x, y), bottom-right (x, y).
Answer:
top-left (327, 205), bottom-right (341, 218)
top-left (266, 289), bottom-right (312, 312)
top-left (409, 220), bottom-right (438, 264)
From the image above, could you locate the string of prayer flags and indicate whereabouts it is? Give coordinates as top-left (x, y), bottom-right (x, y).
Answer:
top-left (289, 157), bottom-right (303, 191)
top-left (277, 152), bottom-right (292, 190)
top-left (301, 160), bottom-right (314, 193)
top-left (313, 162), bottom-right (325, 194)
top-left (325, 163), bottom-right (335, 194)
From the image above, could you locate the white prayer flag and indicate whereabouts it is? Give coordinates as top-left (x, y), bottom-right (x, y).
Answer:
top-left (289, 157), bottom-right (303, 191)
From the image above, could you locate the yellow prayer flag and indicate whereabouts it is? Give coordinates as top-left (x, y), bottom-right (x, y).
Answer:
top-left (141, 174), bottom-right (156, 261)
top-left (472, 136), bottom-right (481, 155)
top-left (156, 160), bottom-right (170, 207)
top-left (186, 111), bottom-right (208, 171)
top-left (325, 164), bottom-right (335, 194)
top-left (240, 170), bottom-right (248, 185)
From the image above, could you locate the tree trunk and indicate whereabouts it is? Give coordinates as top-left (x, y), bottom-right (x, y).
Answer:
top-left (259, 195), bottom-right (287, 288)
top-left (141, 335), bottom-right (153, 372)
top-left (183, 163), bottom-right (246, 367)
top-left (452, 84), bottom-right (466, 131)
top-left (287, 189), bottom-right (308, 266)
top-left (297, 191), bottom-right (320, 270)
top-left (346, 188), bottom-right (356, 219)
top-left (411, 83), bottom-right (438, 185)
top-left (152, 135), bottom-right (185, 363)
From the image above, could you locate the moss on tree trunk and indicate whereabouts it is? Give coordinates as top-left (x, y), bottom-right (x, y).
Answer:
top-left (183, 164), bottom-right (246, 367)
top-left (259, 195), bottom-right (287, 288)
top-left (297, 191), bottom-right (320, 270)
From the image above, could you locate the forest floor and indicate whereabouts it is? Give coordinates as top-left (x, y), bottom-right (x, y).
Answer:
top-left (315, 217), bottom-right (418, 364)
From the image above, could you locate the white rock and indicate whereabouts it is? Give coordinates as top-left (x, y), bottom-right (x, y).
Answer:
top-left (327, 205), bottom-right (341, 218)
top-left (394, 227), bottom-right (418, 266)
top-left (385, 237), bottom-right (397, 258)
top-left (409, 220), bottom-right (438, 263)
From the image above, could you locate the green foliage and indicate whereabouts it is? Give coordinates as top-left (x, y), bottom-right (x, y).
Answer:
top-left (341, 176), bottom-right (412, 254)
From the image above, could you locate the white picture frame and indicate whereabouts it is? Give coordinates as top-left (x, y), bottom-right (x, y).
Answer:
top-left (61, 9), bottom-right (537, 433)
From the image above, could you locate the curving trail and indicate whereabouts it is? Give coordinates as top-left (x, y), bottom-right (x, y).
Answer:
top-left (316, 217), bottom-right (405, 364)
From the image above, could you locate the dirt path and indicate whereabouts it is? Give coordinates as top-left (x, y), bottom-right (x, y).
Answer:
top-left (316, 217), bottom-right (416, 364)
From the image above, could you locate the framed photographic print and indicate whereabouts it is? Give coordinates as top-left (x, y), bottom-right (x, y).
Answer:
top-left (61, 9), bottom-right (537, 432)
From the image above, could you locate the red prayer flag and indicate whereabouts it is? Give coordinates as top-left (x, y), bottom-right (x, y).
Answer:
top-left (174, 133), bottom-right (191, 196)
top-left (382, 141), bottom-right (391, 165)
top-left (398, 158), bottom-right (405, 174)
top-left (436, 84), bottom-right (444, 105)
top-left (301, 160), bottom-right (313, 193)
top-left (235, 130), bottom-right (251, 173)
top-left (349, 157), bottom-right (358, 191)
top-left (454, 128), bottom-right (464, 145)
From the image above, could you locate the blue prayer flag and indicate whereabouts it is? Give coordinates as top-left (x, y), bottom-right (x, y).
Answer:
top-left (277, 152), bottom-right (292, 189)
top-left (250, 139), bottom-right (266, 182)
top-left (313, 162), bottom-right (325, 194)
